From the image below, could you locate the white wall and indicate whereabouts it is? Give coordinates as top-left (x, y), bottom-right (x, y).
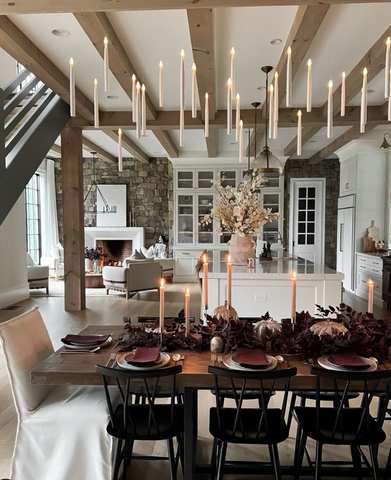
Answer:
top-left (0, 195), bottom-right (29, 309)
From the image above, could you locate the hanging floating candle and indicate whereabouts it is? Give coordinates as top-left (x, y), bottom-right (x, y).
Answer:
top-left (227, 77), bottom-right (232, 135)
top-left (118, 128), bottom-right (123, 172)
top-left (235, 93), bottom-right (240, 142)
top-left (132, 74), bottom-right (137, 122)
top-left (341, 72), bottom-right (346, 117)
top-left (306, 59), bottom-right (312, 112)
top-left (141, 84), bottom-right (146, 136)
top-left (273, 71), bottom-right (279, 139)
top-left (286, 46), bottom-right (292, 107)
top-left (239, 119), bottom-right (243, 163)
top-left (94, 78), bottom-right (99, 128)
top-left (205, 92), bottom-right (209, 138)
top-left (360, 68), bottom-right (368, 133)
top-left (230, 47), bottom-right (235, 97)
top-left (136, 81), bottom-right (141, 139)
top-left (192, 63), bottom-right (197, 118)
top-left (327, 80), bottom-right (333, 139)
top-left (159, 61), bottom-right (163, 108)
top-left (297, 110), bottom-right (302, 156)
top-left (69, 58), bottom-right (75, 117)
top-left (103, 36), bottom-right (109, 92)
top-left (386, 37), bottom-right (391, 99)
top-left (269, 84), bottom-right (274, 139)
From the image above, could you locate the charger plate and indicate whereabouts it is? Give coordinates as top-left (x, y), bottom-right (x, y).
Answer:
top-left (318, 355), bottom-right (377, 372)
top-left (117, 352), bottom-right (170, 371)
top-left (223, 353), bottom-right (277, 372)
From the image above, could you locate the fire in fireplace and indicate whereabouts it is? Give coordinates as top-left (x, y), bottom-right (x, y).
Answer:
top-left (96, 240), bottom-right (133, 265)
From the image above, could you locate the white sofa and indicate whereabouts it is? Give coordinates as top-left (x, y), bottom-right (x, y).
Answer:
top-left (26, 254), bottom-right (49, 294)
top-left (102, 259), bottom-right (163, 299)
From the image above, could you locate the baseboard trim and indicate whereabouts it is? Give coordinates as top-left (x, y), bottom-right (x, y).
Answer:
top-left (0, 283), bottom-right (29, 310)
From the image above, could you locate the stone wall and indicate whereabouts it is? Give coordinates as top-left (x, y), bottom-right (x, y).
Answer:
top-left (54, 157), bottom-right (173, 249)
top-left (283, 158), bottom-right (340, 270)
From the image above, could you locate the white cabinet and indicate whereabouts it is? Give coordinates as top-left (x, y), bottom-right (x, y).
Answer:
top-left (340, 157), bottom-right (357, 195)
top-left (355, 253), bottom-right (384, 307)
top-left (173, 248), bottom-right (207, 282)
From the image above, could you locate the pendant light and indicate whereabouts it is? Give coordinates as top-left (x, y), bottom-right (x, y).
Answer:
top-left (247, 66), bottom-right (283, 176)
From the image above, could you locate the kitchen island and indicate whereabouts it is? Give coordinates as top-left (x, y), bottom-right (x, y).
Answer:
top-left (201, 253), bottom-right (344, 320)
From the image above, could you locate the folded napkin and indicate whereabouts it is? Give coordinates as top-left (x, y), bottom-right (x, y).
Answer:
top-left (330, 351), bottom-right (370, 369)
top-left (237, 348), bottom-right (268, 368)
top-left (127, 347), bottom-right (160, 365)
top-left (61, 334), bottom-right (110, 346)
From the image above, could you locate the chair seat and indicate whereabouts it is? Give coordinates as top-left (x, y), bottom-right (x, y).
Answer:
top-left (209, 407), bottom-right (288, 444)
top-left (108, 404), bottom-right (184, 441)
top-left (295, 406), bottom-right (386, 445)
top-left (293, 390), bottom-right (359, 401)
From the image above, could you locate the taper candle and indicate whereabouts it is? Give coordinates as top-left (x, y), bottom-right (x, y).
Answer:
top-left (297, 110), bottom-right (302, 156)
top-left (227, 78), bottom-right (232, 135)
top-left (360, 67), bottom-right (368, 133)
top-left (368, 278), bottom-right (374, 314)
top-left (327, 80), bottom-right (333, 139)
top-left (159, 61), bottom-right (163, 108)
top-left (269, 84), bottom-right (274, 139)
top-left (185, 287), bottom-right (190, 337)
top-left (273, 71), bottom-right (279, 139)
top-left (230, 47), bottom-right (235, 97)
top-left (69, 58), bottom-right (75, 117)
top-left (94, 78), bottom-right (99, 128)
top-left (235, 93), bottom-right (240, 142)
top-left (141, 84), bottom-right (146, 136)
top-left (286, 46), bottom-right (292, 107)
top-left (205, 92), bottom-right (209, 138)
top-left (104, 36), bottom-right (109, 92)
top-left (180, 108), bottom-right (184, 147)
top-left (291, 270), bottom-right (297, 321)
top-left (386, 37), bottom-right (391, 99)
top-left (159, 278), bottom-right (165, 333)
top-left (388, 73), bottom-right (391, 121)
top-left (180, 49), bottom-right (185, 110)
top-left (132, 74), bottom-right (137, 122)
top-left (341, 72), bottom-right (346, 117)
top-left (192, 63), bottom-right (197, 118)
top-left (202, 254), bottom-right (208, 308)
top-left (136, 81), bottom-right (141, 139)
top-left (227, 254), bottom-right (232, 307)
top-left (306, 59), bottom-right (312, 112)
top-left (118, 128), bottom-right (123, 172)
top-left (239, 119), bottom-right (243, 163)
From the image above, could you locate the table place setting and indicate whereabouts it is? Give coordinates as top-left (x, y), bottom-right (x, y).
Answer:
top-left (60, 333), bottom-right (113, 354)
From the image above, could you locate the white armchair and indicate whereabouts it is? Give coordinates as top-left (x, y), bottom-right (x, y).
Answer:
top-left (26, 253), bottom-right (49, 294)
top-left (103, 260), bottom-right (163, 299)
top-left (41, 243), bottom-right (64, 280)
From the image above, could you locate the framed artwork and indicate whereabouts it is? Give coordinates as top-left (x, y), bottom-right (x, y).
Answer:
top-left (96, 184), bottom-right (127, 227)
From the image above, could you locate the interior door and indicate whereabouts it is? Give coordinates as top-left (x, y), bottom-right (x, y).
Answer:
top-left (290, 179), bottom-right (325, 265)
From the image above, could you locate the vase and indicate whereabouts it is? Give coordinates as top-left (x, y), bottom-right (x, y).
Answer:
top-left (85, 258), bottom-right (93, 272)
top-left (228, 234), bottom-right (256, 265)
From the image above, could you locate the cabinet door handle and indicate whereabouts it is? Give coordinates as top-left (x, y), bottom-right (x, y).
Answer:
top-left (346, 182), bottom-right (349, 189)
top-left (339, 223), bottom-right (344, 252)
top-left (181, 252), bottom-right (191, 255)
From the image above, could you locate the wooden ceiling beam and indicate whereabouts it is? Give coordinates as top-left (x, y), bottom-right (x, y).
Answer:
top-left (0, 0), bottom-right (384, 14)
top-left (104, 130), bottom-right (150, 164)
top-left (82, 137), bottom-right (117, 163)
top-left (49, 144), bottom-right (61, 156)
top-left (152, 130), bottom-right (179, 158)
top-left (0, 16), bottom-right (94, 123)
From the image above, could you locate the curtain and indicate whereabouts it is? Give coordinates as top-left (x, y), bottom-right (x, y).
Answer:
top-left (41, 159), bottom-right (59, 257)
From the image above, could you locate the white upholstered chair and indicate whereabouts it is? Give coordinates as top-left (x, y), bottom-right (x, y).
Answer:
top-left (103, 259), bottom-right (163, 299)
top-left (41, 243), bottom-right (64, 280)
top-left (26, 254), bottom-right (49, 294)
top-left (0, 307), bottom-right (115, 480)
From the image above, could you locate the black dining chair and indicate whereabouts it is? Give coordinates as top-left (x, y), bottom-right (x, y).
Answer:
top-left (95, 364), bottom-right (184, 480)
top-left (208, 365), bottom-right (297, 480)
top-left (294, 366), bottom-right (391, 480)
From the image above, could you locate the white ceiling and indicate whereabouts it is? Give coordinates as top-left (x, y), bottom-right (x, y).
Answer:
top-left (4, 5), bottom-right (391, 161)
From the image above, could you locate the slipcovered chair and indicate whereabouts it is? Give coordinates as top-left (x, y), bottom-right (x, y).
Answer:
top-left (26, 253), bottom-right (49, 294)
top-left (41, 242), bottom-right (64, 280)
top-left (0, 307), bottom-right (116, 480)
top-left (103, 259), bottom-right (163, 299)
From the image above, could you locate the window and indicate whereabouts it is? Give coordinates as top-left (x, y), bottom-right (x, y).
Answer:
top-left (25, 174), bottom-right (42, 264)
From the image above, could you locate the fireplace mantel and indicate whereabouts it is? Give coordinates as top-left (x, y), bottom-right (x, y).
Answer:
top-left (84, 227), bottom-right (144, 253)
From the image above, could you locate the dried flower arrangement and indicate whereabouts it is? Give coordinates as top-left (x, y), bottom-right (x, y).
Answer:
top-left (84, 245), bottom-right (108, 261)
top-left (200, 175), bottom-right (279, 237)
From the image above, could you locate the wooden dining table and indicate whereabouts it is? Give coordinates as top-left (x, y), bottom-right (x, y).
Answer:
top-left (30, 324), bottom-right (390, 480)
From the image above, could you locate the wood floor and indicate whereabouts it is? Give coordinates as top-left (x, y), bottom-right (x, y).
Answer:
top-left (1, 284), bottom-right (391, 479)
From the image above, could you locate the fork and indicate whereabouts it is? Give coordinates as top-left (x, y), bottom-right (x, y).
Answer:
top-left (105, 353), bottom-right (116, 367)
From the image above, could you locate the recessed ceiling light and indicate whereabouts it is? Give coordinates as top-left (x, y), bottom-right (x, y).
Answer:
top-left (52, 29), bottom-right (70, 37)
top-left (270, 39), bottom-right (282, 45)
top-left (107, 95), bottom-right (119, 99)
top-left (309, 140), bottom-right (317, 143)
top-left (257, 86), bottom-right (266, 91)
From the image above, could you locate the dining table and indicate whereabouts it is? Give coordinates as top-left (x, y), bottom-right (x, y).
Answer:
top-left (30, 324), bottom-right (391, 480)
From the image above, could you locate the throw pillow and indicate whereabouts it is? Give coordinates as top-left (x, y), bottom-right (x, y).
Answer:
top-left (130, 249), bottom-right (146, 260)
top-left (26, 253), bottom-right (35, 266)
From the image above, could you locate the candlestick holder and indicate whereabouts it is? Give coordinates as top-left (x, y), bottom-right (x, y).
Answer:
top-left (203, 305), bottom-right (208, 326)
top-left (291, 317), bottom-right (296, 331)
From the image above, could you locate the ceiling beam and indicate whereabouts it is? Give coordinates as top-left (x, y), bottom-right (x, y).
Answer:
top-left (49, 144), bottom-right (62, 156)
top-left (82, 137), bottom-right (117, 163)
top-left (187, 8), bottom-right (217, 157)
top-left (68, 104), bottom-right (389, 130)
top-left (152, 130), bottom-right (179, 158)
top-left (0, 16), bottom-right (94, 123)
top-left (0, 0), bottom-right (384, 14)
top-left (284, 126), bottom-right (322, 156)
top-left (104, 130), bottom-right (149, 164)
top-left (308, 124), bottom-right (377, 165)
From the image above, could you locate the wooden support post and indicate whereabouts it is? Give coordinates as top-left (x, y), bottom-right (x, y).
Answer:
top-left (61, 127), bottom-right (85, 311)
top-left (0, 88), bottom-right (5, 176)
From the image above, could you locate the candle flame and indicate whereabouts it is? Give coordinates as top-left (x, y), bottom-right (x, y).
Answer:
top-left (307, 58), bottom-right (312, 67)
top-left (94, 78), bottom-right (98, 86)
top-left (160, 278), bottom-right (165, 287)
top-left (142, 83), bottom-right (146, 91)
top-left (104, 36), bottom-right (108, 45)
top-left (236, 93), bottom-right (240, 100)
top-left (274, 71), bottom-right (278, 79)
top-left (69, 57), bottom-right (74, 66)
top-left (186, 287), bottom-right (190, 295)
top-left (387, 37), bottom-right (391, 46)
top-left (287, 46), bottom-right (292, 55)
top-left (227, 254), bottom-right (232, 263)
top-left (363, 67), bottom-right (368, 75)
top-left (159, 61), bottom-right (163, 68)
top-left (132, 74), bottom-right (136, 81)
top-left (270, 84), bottom-right (274, 93)
top-left (203, 254), bottom-right (207, 263)
top-left (328, 79), bottom-right (333, 89)
top-left (239, 119), bottom-right (243, 127)
top-left (205, 92), bottom-right (209, 99)
top-left (136, 81), bottom-right (140, 90)
top-left (192, 63), bottom-right (196, 72)
top-left (180, 49), bottom-right (185, 58)
top-left (342, 71), bottom-right (346, 78)
top-left (292, 270), bottom-right (297, 280)
top-left (298, 110), bottom-right (302, 117)
top-left (231, 47), bottom-right (235, 55)
top-left (368, 278), bottom-right (373, 286)
top-left (227, 77), bottom-right (232, 86)
top-left (118, 128), bottom-right (122, 135)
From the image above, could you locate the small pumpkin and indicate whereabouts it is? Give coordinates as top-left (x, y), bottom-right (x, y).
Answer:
top-left (310, 319), bottom-right (348, 338)
top-left (254, 318), bottom-right (282, 342)
top-left (213, 301), bottom-right (239, 324)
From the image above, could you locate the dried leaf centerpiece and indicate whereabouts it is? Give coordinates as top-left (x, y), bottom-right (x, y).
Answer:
top-left (310, 319), bottom-right (348, 338)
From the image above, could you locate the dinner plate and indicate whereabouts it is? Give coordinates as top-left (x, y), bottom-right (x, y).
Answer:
top-left (230, 354), bottom-right (272, 369)
top-left (63, 337), bottom-right (112, 350)
top-left (318, 355), bottom-right (377, 372)
top-left (117, 352), bottom-right (170, 371)
top-left (223, 353), bottom-right (277, 372)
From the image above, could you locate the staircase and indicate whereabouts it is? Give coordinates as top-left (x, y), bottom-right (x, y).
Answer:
top-left (0, 68), bottom-right (70, 226)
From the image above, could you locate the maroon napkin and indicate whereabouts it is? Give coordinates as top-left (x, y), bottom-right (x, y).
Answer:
top-left (237, 348), bottom-right (268, 368)
top-left (61, 334), bottom-right (110, 346)
top-left (127, 347), bottom-right (160, 365)
top-left (330, 351), bottom-right (370, 369)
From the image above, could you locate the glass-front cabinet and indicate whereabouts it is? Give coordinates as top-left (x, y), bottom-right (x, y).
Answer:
top-left (177, 194), bottom-right (194, 244)
top-left (197, 194), bottom-right (214, 244)
top-left (259, 192), bottom-right (282, 244)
